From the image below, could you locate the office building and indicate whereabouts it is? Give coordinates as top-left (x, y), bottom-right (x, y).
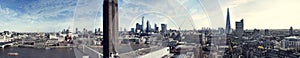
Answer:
top-left (131, 28), bottom-right (135, 33)
top-left (280, 36), bottom-right (300, 50)
top-left (154, 24), bottom-right (159, 33)
top-left (141, 16), bottom-right (144, 33)
top-left (218, 27), bottom-right (225, 34)
top-left (264, 29), bottom-right (269, 35)
top-left (75, 28), bottom-right (79, 34)
top-left (253, 29), bottom-right (260, 36)
top-left (161, 24), bottom-right (167, 33)
top-left (135, 23), bottom-right (143, 33)
top-left (146, 20), bottom-right (151, 33)
top-left (235, 19), bottom-right (244, 38)
top-left (290, 26), bottom-right (294, 36)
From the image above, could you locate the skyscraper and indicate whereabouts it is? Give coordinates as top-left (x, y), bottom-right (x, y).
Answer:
top-left (290, 26), bottom-right (294, 36)
top-left (154, 24), bottom-right (159, 33)
top-left (235, 19), bottom-right (244, 38)
top-left (131, 28), bottom-right (135, 33)
top-left (141, 16), bottom-right (144, 33)
top-left (225, 8), bottom-right (233, 57)
top-left (226, 8), bottom-right (231, 35)
top-left (95, 28), bottom-right (97, 34)
top-left (98, 28), bottom-right (101, 33)
top-left (75, 28), bottom-right (78, 34)
top-left (135, 23), bottom-right (142, 33)
top-left (161, 24), bottom-right (167, 33)
top-left (146, 20), bottom-right (151, 33)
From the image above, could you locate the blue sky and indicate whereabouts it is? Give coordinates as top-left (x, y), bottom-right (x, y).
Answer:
top-left (0, 0), bottom-right (77, 32)
top-left (0, 0), bottom-right (300, 32)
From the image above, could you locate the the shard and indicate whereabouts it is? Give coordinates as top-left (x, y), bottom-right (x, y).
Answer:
top-left (225, 8), bottom-right (231, 35)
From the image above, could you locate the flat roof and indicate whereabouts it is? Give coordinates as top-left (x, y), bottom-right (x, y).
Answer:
top-left (119, 46), bottom-right (167, 58)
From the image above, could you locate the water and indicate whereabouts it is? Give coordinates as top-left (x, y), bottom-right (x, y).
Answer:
top-left (0, 47), bottom-right (75, 58)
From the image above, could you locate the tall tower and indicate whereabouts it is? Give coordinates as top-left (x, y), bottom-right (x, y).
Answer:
top-left (225, 8), bottom-right (233, 57)
top-left (103, 0), bottom-right (118, 57)
top-left (146, 20), bottom-right (151, 33)
top-left (141, 16), bottom-right (144, 33)
top-left (98, 28), bottom-right (101, 33)
top-left (225, 8), bottom-right (231, 35)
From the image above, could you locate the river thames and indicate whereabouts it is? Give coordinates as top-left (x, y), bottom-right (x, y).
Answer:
top-left (0, 47), bottom-right (75, 58)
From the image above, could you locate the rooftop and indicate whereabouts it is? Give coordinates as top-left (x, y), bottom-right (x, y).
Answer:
top-left (119, 46), bottom-right (167, 58)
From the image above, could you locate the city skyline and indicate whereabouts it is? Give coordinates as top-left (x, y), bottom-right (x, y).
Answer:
top-left (2, 0), bottom-right (300, 58)
top-left (0, 0), bottom-right (300, 32)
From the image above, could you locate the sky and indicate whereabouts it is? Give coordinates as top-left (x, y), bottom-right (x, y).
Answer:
top-left (0, 0), bottom-right (300, 32)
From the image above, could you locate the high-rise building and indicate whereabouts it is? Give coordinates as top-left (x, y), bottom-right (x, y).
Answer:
top-left (253, 29), bottom-right (260, 36)
top-left (264, 29), bottom-right (269, 35)
top-left (235, 19), bottom-right (244, 38)
top-left (75, 28), bottom-right (78, 34)
top-left (226, 8), bottom-right (231, 35)
top-left (290, 26), bottom-right (294, 36)
top-left (98, 28), bottom-right (101, 32)
top-left (225, 8), bottom-right (233, 57)
top-left (218, 27), bottom-right (225, 34)
top-left (135, 23), bottom-right (143, 33)
top-left (3, 31), bottom-right (9, 35)
top-left (83, 28), bottom-right (87, 34)
top-left (130, 28), bottom-right (135, 33)
top-left (94, 28), bottom-right (101, 35)
top-left (146, 20), bottom-right (151, 33)
top-left (161, 24), bottom-right (167, 33)
top-left (95, 28), bottom-right (98, 34)
top-left (141, 16), bottom-right (144, 33)
top-left (62, 29), bottom-right (66, 34)
top-left (154, 24), bottom-right (159, 33)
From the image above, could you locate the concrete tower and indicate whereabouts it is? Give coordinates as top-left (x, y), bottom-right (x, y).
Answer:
top-left (103, 0), bottom-right (118, 57)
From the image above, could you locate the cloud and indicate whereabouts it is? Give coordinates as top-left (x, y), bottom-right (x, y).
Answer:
top-left (0, 0), bottom-right (229, 32)
top-left (0, 0), bottom-right (104, 32)
top-left (72, 0), bottom-right (103, 31)
top-left (2, 0), bottom-right (298, 32)
top-left (0, 0), bottom-right (77, 32)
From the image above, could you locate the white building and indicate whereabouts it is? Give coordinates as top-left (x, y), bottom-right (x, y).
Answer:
top-left (280, 36), bottom-right (300, 50)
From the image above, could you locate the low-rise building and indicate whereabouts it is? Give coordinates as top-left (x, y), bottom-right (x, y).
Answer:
top-left (280, 36), bottom-right (300, 50)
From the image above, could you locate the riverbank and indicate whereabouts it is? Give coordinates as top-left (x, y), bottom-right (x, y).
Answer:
top-left (0, 47), bottom-right (76, 58)
top-left (7, 45), bottom-right (103, 49)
